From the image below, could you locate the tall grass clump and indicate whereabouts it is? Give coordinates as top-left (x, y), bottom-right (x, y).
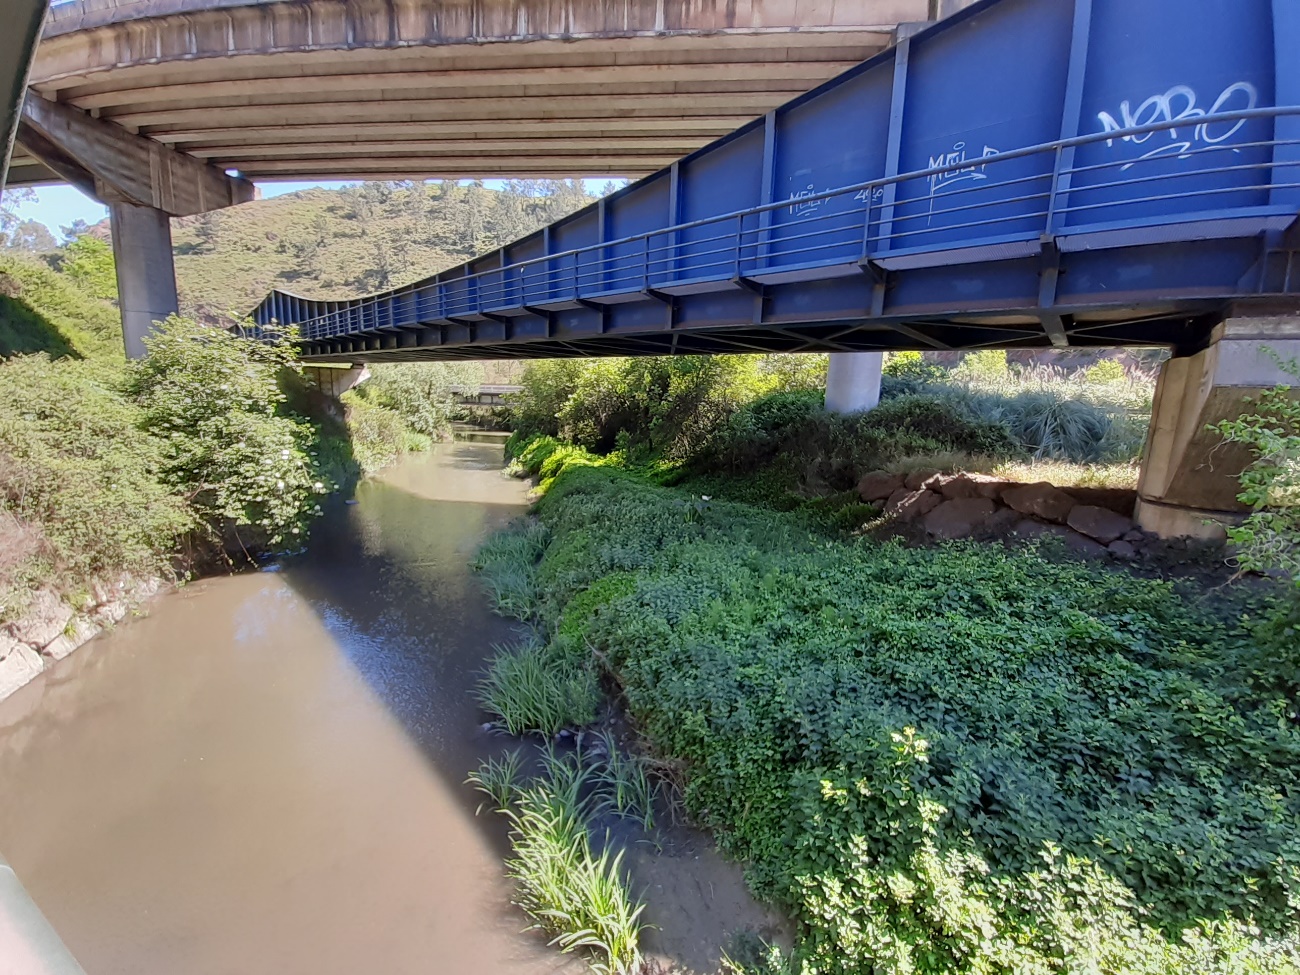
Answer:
top-left (476, 639), bottom-right (601, 736)
top-left (466, 750), bottom-right (527, 814)
top-left (472, 518), bottom-right (549, 619)
top-left (504, 779), bottom-right (646, 975)
top-left (586, 729), bottom-right (658, 832)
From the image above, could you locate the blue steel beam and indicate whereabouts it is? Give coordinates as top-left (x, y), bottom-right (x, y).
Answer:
top-left (251, 0), bottom-right (1300, 361)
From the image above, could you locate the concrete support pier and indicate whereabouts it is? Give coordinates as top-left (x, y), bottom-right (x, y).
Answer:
top-left (825, 352), bottom-right (884, 414)
top-left (109, 202), bottom-right (178, 359)
top-left (1136, 314), bottom-right (1300, 538)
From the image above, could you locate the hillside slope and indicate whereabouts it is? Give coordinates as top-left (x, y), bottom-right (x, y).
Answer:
top-left (170, 179), bottom-right (597, 321)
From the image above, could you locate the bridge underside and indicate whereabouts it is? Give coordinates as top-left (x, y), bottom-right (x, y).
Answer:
top-left (13, 0), bottom-right (922, 184)
top-left (297, 298), bottom-right (1240, 363)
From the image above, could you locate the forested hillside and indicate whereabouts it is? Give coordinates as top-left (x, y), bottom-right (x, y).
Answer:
top-left (170, 179), bottom-right (603, 321)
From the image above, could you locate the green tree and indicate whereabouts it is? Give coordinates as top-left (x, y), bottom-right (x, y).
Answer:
top-left (59, 236), bottom-right (118, 302)
top-left (125, 317), bottom-right (328, 548)
top-left (1215, 352), bottom-right (1300, 587)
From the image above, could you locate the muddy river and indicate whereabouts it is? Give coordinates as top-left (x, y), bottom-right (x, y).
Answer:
top-left (0, 441), bottom-right (773, 975)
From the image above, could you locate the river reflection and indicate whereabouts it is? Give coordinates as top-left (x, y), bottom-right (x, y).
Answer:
top-left (0, 443), bottom-right (579, 975)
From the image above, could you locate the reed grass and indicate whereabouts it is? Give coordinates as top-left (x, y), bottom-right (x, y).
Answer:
top-left (505, 779), bottom-right (646, 975)
top-left (466, 750), bottom-right (526, 814)
top-left (476, 640), bottom-right (601, 736)
top-left (585, 729), bottom-right (658, 832)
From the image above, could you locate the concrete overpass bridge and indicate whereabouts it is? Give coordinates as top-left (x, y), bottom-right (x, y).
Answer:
top-left (12, 0), bottom-right (931, 184)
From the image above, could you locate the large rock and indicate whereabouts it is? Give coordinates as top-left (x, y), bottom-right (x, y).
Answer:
top-left (923, 498), bottom-right (999, 540)
top-left (886, 489), bottom-right (942, 523)
top-left (1067, 505), bottom-right (1134, 545)
top-left (1012, 519), bottom-right (1107, 557)
top-left (857, 471), bottom-right (905, 503)
top-left (42, 618), bottom-right (101, 662)
top-left (1067, 487), bottom-right (1138, 517)
top-left (0, 638), bottom-right (43, 699)
top-left (7, 590), bottom-right (75, 649)
top-left (1002, 482), bottom-right (1077, 524)
top-left (984, 506), bottom-right (1022, 534)
top-left (928, 473), bottom-right (1008, 500)
top-left (1107, 540), bottom-right (1137, 559)
top-left (904, 469), bottom-right (942, 491)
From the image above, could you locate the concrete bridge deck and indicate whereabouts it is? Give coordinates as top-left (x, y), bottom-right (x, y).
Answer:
top-left (10, 0), bottom-right (927, 183)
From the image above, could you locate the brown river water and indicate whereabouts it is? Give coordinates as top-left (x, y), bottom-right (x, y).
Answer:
top-left (0, 440), bottom-right (775, 974)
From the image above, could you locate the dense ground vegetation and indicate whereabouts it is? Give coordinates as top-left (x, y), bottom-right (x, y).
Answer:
top-left (476, 463), bottom-right (1299, 975)
top-left (0, 238), bottom-right (354, 622)
top-left (0, 311), bottom-right (350, 622)
top-left (472, 347), bottom-right (1300, 974)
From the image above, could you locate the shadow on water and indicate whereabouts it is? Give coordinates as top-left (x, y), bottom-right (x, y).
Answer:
top-left (278, 447), bottom-right (530, 856)
top-left (280, 444), bottom-right (785, 973)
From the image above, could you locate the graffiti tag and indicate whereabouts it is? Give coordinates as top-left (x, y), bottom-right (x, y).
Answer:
top-left (928, 142), bottom-right (1001, 197)
top-left (1097, 81), bottom-right (1258, 169)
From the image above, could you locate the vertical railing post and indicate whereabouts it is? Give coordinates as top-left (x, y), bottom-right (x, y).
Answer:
top-left (734, 213), bottom-right (744, 279)
top-left (1045, 144), bottom-right (1066, 237)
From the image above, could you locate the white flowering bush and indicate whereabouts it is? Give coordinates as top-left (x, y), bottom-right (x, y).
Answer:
top-left (126, 316), bottom-right (327, 548)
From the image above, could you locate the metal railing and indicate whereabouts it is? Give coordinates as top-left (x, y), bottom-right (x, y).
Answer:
top-left (264, 106), bottom-right (1300, 343)
top-left (0, 856), bottom-right (87, 974)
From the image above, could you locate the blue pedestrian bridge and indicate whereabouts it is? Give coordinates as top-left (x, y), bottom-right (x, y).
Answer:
top-left (252, 0), bottom-right (1300, 362)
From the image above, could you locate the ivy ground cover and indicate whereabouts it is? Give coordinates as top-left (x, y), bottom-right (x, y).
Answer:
top-left (476, 465), bottom-right (1300, 974)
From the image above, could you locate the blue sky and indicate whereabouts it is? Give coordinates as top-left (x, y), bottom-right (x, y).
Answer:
top-left (8, 178), bottom-right (621, 236)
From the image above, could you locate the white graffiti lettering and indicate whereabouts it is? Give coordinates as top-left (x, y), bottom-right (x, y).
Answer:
top-left (928, 142), bottom-right (1001, 197)
top-left (787, 183), bottom-right (823, 218)
top-left (1097, 81), bottom-right (1258, 169)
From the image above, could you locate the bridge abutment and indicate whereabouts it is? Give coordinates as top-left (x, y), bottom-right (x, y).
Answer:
top-left (1135, 315), bottom-right (1300, 539)
top-left (825, 352), bottom-right (884, 414)
top-left (109, 202), bottom-right (179, 359)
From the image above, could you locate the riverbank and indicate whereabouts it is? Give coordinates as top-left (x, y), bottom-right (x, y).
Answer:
top-left (0, 576), bottom-right (164, 702)
top-left (473, 457), bottom-right (1300, 975)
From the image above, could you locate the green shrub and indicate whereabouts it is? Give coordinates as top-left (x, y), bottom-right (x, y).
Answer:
top-left (507, 354), bottom-right (825, 463)
top-left (508, 358), bottom-right (589, 440)
top-left (696, 392), bottom-right (1020, 500)
top-left (125, 317), bottom-right (327, 547)
top-left (1214, 354), bottom-right (1299, 589)
top-left (341, 394), bottom-right (430, 475)
top-left (57, 236), bottom-right (118, 303)
top-left (0, 355), bottom-right (191, 616)
top-left (481, 467), bottom-right (1300, 974)
top-left (1085, 357), bottom-right (1128, 384)
top-left (882, 351), bottom-right (948, 394)
top-left (954, 349), bottom-right (1008, 381)
top-left (348, 361), bottom-right (481, 439)
top-left (0, 252), bottom-right (122, 358)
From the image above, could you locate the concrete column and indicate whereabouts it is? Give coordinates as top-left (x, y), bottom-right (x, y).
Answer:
top-left (109, 201), bottom-right (178, 359)
top-left (1135, 315), bottom-right (1300, 539)
top-left (825, 351), bottom-right (884, 414)
top-left (301, 363), bottom-right (370, 397)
